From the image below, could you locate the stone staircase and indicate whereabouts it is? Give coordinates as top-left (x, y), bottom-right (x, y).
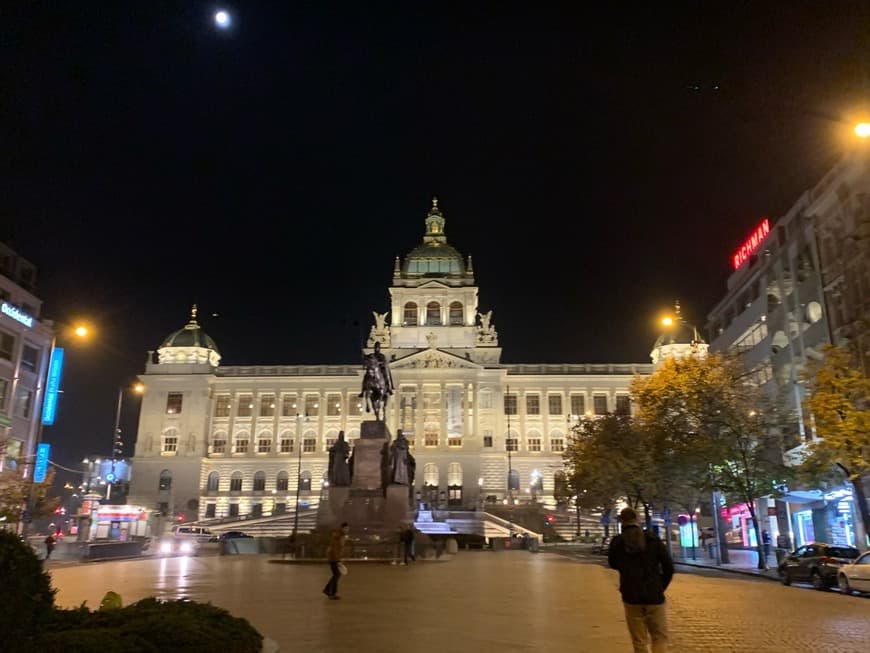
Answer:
top-left (191, 507), bottom-right (319, 537)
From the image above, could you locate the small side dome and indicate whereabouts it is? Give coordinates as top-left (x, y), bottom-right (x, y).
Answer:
top-left (157, 305), bottom-right (221, 366)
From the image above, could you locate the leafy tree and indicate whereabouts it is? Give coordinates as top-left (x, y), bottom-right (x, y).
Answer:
top-left (801, 345), bottom-right (870, 544)
top-left (632, 354), bottom-right (790, 569)
top-left (0, 466), bottom-right (59, 524)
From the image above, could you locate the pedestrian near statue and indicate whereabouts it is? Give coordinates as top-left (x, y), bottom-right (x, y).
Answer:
top-left (608, 507), bottom-right (674, 653)
top-left (323, 522), bottom-right (349, 600)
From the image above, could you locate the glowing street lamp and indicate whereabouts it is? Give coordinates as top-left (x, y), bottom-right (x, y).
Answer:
top-left (214, 10), bottom-right (231, 29)
top-left (855, 122), bottom-right (870, 139)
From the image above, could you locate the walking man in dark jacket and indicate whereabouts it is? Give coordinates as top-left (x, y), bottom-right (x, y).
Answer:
top-left (608, 507), bottom-right (674, 653)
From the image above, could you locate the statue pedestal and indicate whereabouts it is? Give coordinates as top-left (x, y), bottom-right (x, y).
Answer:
top-left (317, 421), bottom-right (413, 548)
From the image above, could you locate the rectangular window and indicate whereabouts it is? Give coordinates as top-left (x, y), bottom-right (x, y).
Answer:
top-left (212, 438), bottom-right (227, 454)
top-left (348, 395), bottom-right (362, 416)
top-left (230, 477), bottom-right (242, 492)
top-left (478, 391), bottom-right (492, 409)
top-left (0, 377), bottom-right (8, 411)
top-left (424, 426), bottom-right (439, 447)
top-left (235, 439), bottom-right (249, 454)
top-left (615, 395), bottom-right (631, 416)
top-left (593, 395), bottom-right (608, 416)
top-left (528, 438), bottom-right (541, 452)
top-left (162, 436), bottom-right (178, 453)
top-left (20, 344), bottom-right (39, 372)
top-left (275, 503), bottom-right (287, 514)
top-left (237, 394), bottom-right (254, 417)
top-left (447, 437), bottom-right (462, 447)
top-left (550, 438), bottom-right (564, 452)
top-left (229, 504), bottom-right (239, 517)
top-left (215, 395), bottom-right (231, 418)
top-left (0, 332), bottom-right (14, 361)
top-left (570, 394), bottom-right (586, 417)
top-left (504, 394), bottom-right (517, 415)
top-left (205, 504), bottom-right (216, 518)
top-left (305, 395), bottom-right (319, 417)
top-left (483, 430), bottom-right (493, 448)
top-left (548, 395), bottom-right (563, 415)
top-left (280, 438), bottom-right (294, 453)
top-left (303, 438), bottom-right (316, 453)
top-left (260, 395), bottom-right (275, 417)
top-left (506, 437), bottom-right (518, 452)
top-left (526, 395), bottom-right (540, 415)
top-left (166, 392), bottom-right (183, 415)
top-left (14, 387), bottom-right (33, 418)
top-left (282, 395), bottom-right (298, 417)
top-left (327, 394), bottom-right (341, 416)
top-left (257, 438), bottom-right (271, 453)
top-left (325, 436), bottom-right (337, 451)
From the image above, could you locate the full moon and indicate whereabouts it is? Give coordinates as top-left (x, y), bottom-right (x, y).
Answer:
top-left (214, 10), bottom-right (231, 28)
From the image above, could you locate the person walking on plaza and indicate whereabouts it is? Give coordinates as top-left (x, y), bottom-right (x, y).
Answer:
top-left (402, 525), bottom-right (416, 564)
top-left (44, 534), bottom-right (56, 560)
top-left (323, 522), bottom-right (349, 600)
top-left (608, 507), bottom-right (674, 653)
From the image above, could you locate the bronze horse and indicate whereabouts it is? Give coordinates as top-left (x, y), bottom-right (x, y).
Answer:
top-left (360, 358), bottom-right (389, 420)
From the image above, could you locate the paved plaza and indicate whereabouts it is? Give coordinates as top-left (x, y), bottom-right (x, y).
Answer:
top-left (49, 550), bottom-right (870, 652)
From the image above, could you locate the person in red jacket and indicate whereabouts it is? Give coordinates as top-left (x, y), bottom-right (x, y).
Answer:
top-left (608, 507), bottom-right (674, 653)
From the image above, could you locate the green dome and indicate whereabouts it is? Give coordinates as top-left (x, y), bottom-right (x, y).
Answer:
top-left (400, 198), bottom-right (468, 278)
top-left (160, 306), bottom-right (220, 353)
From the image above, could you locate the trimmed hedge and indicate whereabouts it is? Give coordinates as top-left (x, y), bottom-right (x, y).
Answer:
top-left (0, 530), bottom-right (56, 636)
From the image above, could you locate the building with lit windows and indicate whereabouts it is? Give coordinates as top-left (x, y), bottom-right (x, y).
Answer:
top-left (0, 241), bottom-right (53, 477)
top-left (706, 150), bottom-right (870, 551)
top-left (127, 200), bottom-right (651, 530)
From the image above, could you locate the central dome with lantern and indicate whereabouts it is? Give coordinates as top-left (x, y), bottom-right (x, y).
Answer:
top-left (157, 305), bottom-right (221, 367)
top-left (396, 197), bottom-right (474, 287)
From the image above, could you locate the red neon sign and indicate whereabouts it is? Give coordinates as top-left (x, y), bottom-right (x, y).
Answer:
top-left (732, 219), bottom-right (770, 269)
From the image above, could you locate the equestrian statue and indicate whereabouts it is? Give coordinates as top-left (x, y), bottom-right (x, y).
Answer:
top-left (359, 341), bottom-right (394, 421)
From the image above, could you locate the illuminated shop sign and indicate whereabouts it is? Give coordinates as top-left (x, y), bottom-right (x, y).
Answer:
top-left (1, 302), bottom-right (34, 327)
top-left (732, 218), bottom-right (771, 270)
top-left (41, 347), bottom-right (65, 425)
top-left (34, 443), bottom-right (50, 483)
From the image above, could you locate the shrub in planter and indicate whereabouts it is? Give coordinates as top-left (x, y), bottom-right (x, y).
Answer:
top-left (0, 530), bottom-right (56, 636)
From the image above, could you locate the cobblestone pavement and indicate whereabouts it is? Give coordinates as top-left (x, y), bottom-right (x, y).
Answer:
top-left (49, 551), bottom-right (870, 652)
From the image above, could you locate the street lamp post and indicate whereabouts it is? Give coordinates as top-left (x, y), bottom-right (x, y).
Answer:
top-left (290, 411), bottom-right (306, 559)
top-left (105, 382), bottom-right (145, 502)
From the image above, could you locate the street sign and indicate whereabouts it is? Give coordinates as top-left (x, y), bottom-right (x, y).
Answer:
top-left (34, 443), bottom-right (50, 483)
top-left (105, 472), bottom-right (116, 482)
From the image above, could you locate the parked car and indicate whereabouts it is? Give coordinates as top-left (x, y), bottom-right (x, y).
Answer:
top-left (837, 550), bottom-right (870, 595)
top-left (211, 530), bottom-right (253, 541)
top-left (778, 543), bottom-right (861, 590)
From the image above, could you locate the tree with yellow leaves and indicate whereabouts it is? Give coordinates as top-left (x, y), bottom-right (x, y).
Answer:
top-left (802, 345), bottom-right (870, 545)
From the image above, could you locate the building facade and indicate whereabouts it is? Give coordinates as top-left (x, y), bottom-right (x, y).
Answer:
top-left (0, 241), bottom-right (53, 477)
top-left (706, 150), bottom-right (870, 550)
top-left (127, 200), bottom-right (651, 523)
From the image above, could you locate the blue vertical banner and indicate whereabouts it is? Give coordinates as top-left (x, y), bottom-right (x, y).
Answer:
top-left (34, 443), bottom-right (50, 483)
top-left (41, 347), bottom-right (65, 425)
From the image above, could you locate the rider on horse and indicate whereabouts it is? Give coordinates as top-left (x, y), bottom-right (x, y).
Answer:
top-left (359, 341), bottom-right (394, 420)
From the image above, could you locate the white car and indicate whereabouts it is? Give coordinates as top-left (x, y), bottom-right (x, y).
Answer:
top-left (837, 550), bottom-right (870, 595)
top-left (155, 535), bottom-right (199, 557)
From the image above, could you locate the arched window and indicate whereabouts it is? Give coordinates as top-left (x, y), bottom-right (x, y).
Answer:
top-left (404, 302), bottom-right (418, 326)
top-left (206, 471), bottom-right (220, 492)
top-left (300, 470), bottom-right (312, 491)
top-left (423, 463), bottom-right (439, 487)
top-left (426, 301), bottom-right (441, 326)
top-left (508, 469), bottom-right (520, 491)
top-left (276, 471), bottom-right (289, 491)
top-left (449, 301), bottom-right (464, 325)
top-left (230, 471), bottom-right (243, 492)
top-left (158, 469), bottom-right (172, 490)
top-left (253, 470), bottom-right (266, 491)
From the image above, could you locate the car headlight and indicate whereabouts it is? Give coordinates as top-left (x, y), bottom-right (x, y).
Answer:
top-left (179, 541), bottom-right (194, 554)
top-left (159, 542), bottom-right (172, 554)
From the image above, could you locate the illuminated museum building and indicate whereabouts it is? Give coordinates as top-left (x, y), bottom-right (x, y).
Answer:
top-left (127, 201), bottom-right (652, 522)
top-left (706, 150), bottom-right (870, 550)
top-left (0, 241), bottom-right (53, 476)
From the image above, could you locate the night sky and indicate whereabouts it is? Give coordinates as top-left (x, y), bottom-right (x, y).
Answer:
top-left (4, 2), bottom-right (869, 478)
